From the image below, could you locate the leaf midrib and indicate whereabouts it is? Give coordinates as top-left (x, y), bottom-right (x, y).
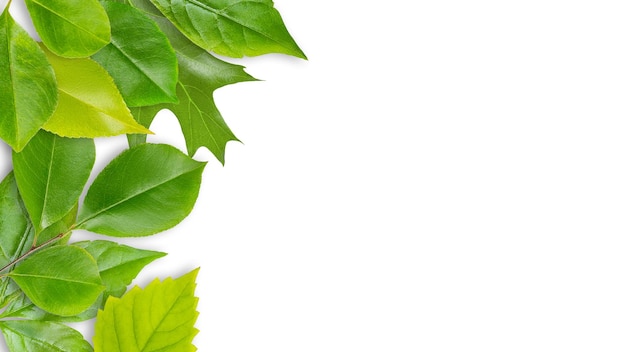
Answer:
top-left (109, 36), bottom-right (175, 99)
top-left (138, 280), bottom-right (195, 351)
top-left (10, 273), bottom-right (102, 287)
top-left (58, 88), bottom-right (139, 130)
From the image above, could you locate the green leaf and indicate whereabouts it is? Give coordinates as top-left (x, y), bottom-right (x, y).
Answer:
top-left (93, 268), bottom-right (199, 352)
top-left (9, 246), bottom-right (104, 316)
top-left (12, 130), bottom-right (95, 232)
top-left (24, 0), bottom-right (110, 58)
top-left (149, 0), bottom-right (305, 59)
top-left (0, 7), bottom-right (57, 151)
top-left (39, 45), bottom-right (152, 138)
top-left (0, 172), bottom-right (33, 268)
top-left (127, 0), bottom-right (256, 162)
top-left (74, 240), bottom-right (166, 297)
top-left (0, 284), bottom-right (102, 322)
top-left (77, 144), bottom-right (205, 237)
top-left (0, 172), bottom-right (34, 308)
top-left (92, 1), bottom-right (178, 107)
top-left (0, 320), bottom-right (93, 352)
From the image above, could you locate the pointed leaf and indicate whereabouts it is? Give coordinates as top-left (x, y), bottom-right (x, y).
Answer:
top-left (24, 0), bottom-right (110, 58)
top-left (93, 268), bottom-right (199, 352)
top-left (93, 2), bottom-right (178, 107)
top-left (12, 130), bottom-right (95, 232)
top-left (149, 0), bottom-right (305, 58)
top-left (77, 144), bottom-right (205, 237)
top-left (40, 45), bottom-right (152, 138)
top-left (0, 320), bottom-right (93, 352)
top-left (0, 8), bottom-right (57, 151)
top-left (74, 240), bottom-right (166, 297)
top-left (9, 246), bottom-right (104, 316)
top-left (127, 0), bottom-right (256, 162)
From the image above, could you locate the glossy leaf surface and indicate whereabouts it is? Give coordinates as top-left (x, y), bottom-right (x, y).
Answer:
top-left (13, 130), bottom-right (95, 232)
top-left (93, 1), bottom-right (178, 107)
top-left (74, 240), bottom-right (166, 297)
top-left (0, 8), bottom-right (57, 151)
top-left (149, 0), bottom-right (305, 58)
top-left (77, 144), bottom-right (205, 237)
top-left (40, 46), bottom-right (151, 138)
top-left (93, 269), bottom-right (199, 352)
top-left (9, 246), bottom-right (103, 316)
top-left (0, 320), bottom-right (93, 352)
top-left (24, 0), bottom-right (110, 57)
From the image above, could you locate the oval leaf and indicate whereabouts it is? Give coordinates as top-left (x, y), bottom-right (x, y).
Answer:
top-left (93, 268), bottom-right (199, 352)
top-left (77, 144), bottom-right (206, 237)
top-left (24, 0), bottom-right (110, 58)
top-left (93, 1), bottom-right (178, 107)
top-left (40, 45), bottom-right (151, 138)
top-left (74, 240), bottom-right (166, 297)
top-left (0, 8), bottom-right (57, 151)
top-left (13, 130), bottom-right (95, 232)
top-left (9, 246), bottom-right (104, 316)
top-left (0, 320), bottom-right (93, 352)
top-left (149, 0), bottom-right (306, 58)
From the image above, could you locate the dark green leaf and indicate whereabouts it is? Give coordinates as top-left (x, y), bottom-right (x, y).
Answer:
top-left (148, 0), bottom-right (305, 58)
top-left (93, 268), bottom-right (199, 351)
top-left (9, 246), bottom-right (104, 316)
top-left (12, 130), bottom-right (94, 232)
top-left (93, 1), bottom-right (178, 107)
top-left (0, 8), bottom-right (57, 151)
top-left (0, 320), bottom-right (93, 352)
top-left (24, 0), bottom-right (110, 58)
top-left (74, 240), bottom-right (166, 297)
top-left (77, 143), bottom-right (205, 237)
top-left (127, 0), bottom-right (256, 162)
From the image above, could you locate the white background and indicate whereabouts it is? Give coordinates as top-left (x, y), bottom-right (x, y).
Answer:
top-left (2, 0), bottom-right (626, 351)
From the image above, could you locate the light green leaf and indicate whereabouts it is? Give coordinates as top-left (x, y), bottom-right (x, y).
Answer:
top-left (40, 45), bottom-right (152, 138)
top-left (24, 0), bottom-right (110, 58)
top-left (0, 8), bottom-right (57, 151)
top-left (0, 320), bottom-right (93, 352)
top-left (74, 240), bottom-right (166, 297)
top-left (149, 0), bottom-right (305, 58)
top-left (93, 1), bottom-right (178, 107)
top-left (9, 246), bottom-right (104, 316)
top-left (127, 0), bottom-right (256, 162)
top-left (93, 268), bottom-right (199, 352)
top-left (77, 144), bottom-right (205, 237)
top-left (12, 130), bottom-right (95, 232)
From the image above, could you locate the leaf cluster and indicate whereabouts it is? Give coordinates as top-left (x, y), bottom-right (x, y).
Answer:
top-left (0, 0), bottom-right (304, 349)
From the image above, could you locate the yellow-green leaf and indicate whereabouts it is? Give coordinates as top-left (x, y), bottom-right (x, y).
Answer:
top-left (93, 268), bottom-right (199, 352)
top-left (40, 45), bottom-right (151, 138)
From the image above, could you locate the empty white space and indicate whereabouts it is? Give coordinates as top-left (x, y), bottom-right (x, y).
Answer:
top-left (2, 0), bottom-right (626, 351)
